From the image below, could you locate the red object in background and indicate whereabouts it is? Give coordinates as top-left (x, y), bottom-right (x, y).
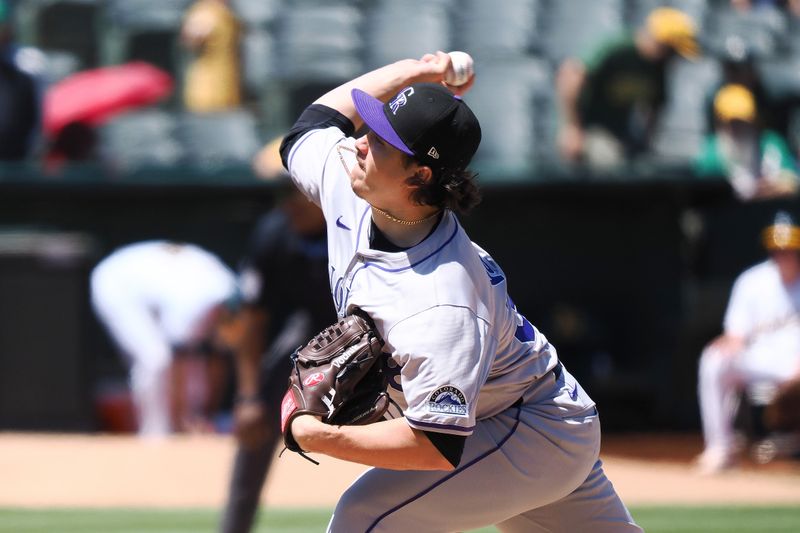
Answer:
top-left (95, 387), bottom-right (138, 434)
top-left (43, 61), bottom-right (174, 137)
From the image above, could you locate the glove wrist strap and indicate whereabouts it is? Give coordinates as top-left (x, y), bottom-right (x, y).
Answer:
top-left (278, 445), bottom-right (320, 465)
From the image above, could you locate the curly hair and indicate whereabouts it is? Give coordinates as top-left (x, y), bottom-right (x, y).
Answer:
top-left (403, 158), bottom-right (482, 215)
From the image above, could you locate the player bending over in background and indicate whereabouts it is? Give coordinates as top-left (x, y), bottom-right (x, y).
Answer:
top-left (91, 241), bottom-right (236, 437)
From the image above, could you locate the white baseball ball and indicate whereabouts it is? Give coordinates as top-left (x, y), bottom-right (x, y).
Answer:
top-left (445, 51), bottom-right (474, 87)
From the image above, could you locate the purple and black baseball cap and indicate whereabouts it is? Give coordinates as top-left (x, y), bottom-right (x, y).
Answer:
top-left (351, 82), bottom-right (481, 171)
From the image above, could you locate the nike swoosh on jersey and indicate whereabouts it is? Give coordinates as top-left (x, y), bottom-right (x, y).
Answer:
top-left (569, 384), bottom-right (579, 401)
top-left (336, 216), bottom-right (351, 230)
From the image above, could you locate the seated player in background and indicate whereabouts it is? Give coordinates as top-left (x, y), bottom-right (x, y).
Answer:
top-left (696, 211), bottom-right (800, 473)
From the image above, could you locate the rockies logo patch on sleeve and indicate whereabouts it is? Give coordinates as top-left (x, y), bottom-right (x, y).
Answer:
top-left (427, 386), bottom-right (469, 417)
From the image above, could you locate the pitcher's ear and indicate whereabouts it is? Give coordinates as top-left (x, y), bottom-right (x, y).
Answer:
top-left (407, 166), bottom-right (433, 186)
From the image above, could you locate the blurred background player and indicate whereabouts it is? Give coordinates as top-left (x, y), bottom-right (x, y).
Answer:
top-left (695, 83), bottom-right (798, 201)
top-left (219, 140), bottom-right (334, 533)
top-left (555, 7), bottom-right (698, 167)
top-left (696, 211), bottom-right (800, 473)
top-left (90, 240), bottom-right (237, 438)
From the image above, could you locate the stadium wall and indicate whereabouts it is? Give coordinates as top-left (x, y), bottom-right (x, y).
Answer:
top-left (0, 170), bottom-right (793, 432)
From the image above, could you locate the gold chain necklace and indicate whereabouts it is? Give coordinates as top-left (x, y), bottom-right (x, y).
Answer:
top-left (371, 205), bottom-right (441, 226)
top-left (336, 144), bottom-right (441, 226)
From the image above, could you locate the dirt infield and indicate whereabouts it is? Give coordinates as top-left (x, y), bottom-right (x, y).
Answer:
top-left (1, 432), bottom-right (799, 509)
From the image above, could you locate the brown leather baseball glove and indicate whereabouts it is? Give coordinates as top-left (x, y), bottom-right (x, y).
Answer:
top-left (279, 309), bottom-right (389, 460)
top-left (763, 378), bottom-right (800, 431)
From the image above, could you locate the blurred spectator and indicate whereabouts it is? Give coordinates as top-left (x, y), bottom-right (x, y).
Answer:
top-left (219, 144), bottom-right (334, 533)
top-left (41, 61), bottom-right (173, 173)
top-left (702, 42), bottom-right (785, 136)
top-left (706, 0), bottom-right (794, 134)
top-left (91, 240), bottom-right (238, 438)
top-left (180, 0), bottom-right (242, 112)
top-left (730, 0), bottom-right (782, 11)
top-left (0, 0), bottom-right (40, 161)
top-left (555, 7), bottom-right (698, 167)
top-left (44, 120), bottom-right (98, 172)
top-left (695, 84), bottom-right (798, 200)
top-left (696, 211), bottom-right (800, 474)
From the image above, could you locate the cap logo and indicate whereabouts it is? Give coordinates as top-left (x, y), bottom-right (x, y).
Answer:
top-left (427, 147), bottom-right (440, 159)
top-left (303, 372), bottom-right (325, 387)
top-left (389, 87), bottom-right (415, 115)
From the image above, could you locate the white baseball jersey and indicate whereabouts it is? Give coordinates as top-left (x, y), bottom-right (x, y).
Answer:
top-left (724, 259), bottom-right (800, 374)
top-left (287, 127), bottom-right (561, 436)
top-left (284, 118), bottom-right (640, 532)
top-left (91, 241), bottom-right (236, 348)
top-left (698, 258), bottom-right (800, 458)
top-left (90, 240), bottom-right (236, 437)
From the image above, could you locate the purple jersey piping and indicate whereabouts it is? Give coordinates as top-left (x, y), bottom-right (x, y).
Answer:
top-left (347, 221), bottom-right (459, 294)
top-left (356, 203), bottom-right (371, 245)
top-left (406, 417), bottom-right (474, 434)
top-left (365, 404), bottom-right (523, 532)
top-left (287, 129), bottom-right (327, 172)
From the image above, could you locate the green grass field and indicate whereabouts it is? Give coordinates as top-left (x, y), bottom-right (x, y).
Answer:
top-left (2, 506), bottom-right (800, 533)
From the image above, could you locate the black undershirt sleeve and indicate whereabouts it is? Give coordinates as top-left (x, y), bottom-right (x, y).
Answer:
top-left (279, 104), bottom-right (356, 171)
top-left (423, 430), bottom-right (466, 468)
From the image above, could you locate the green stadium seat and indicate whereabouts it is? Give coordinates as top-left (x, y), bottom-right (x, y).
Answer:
top-left (453, 0), bottom-right (540, 60)
top-left (273, 2), bottom-right (363, 82)
top-left (651, 56), bottom-right (722, 162)
top-left (177, 109), bottom-right (261, 168)
top-left (466, 58), bottom-right (554, 179)
top-left (99, 109), bottom-right (184, 170)
top-left (363, 0), bottom-right (452, 70)
top-left (540, 0), bottom-right (625, 66)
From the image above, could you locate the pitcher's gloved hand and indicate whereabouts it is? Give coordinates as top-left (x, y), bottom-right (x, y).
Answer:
top-left (280, 309), bottom-right (388, 460)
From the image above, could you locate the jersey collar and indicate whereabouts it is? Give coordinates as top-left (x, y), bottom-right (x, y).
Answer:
top-left (356, 209), bottom-right (460, 271)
